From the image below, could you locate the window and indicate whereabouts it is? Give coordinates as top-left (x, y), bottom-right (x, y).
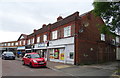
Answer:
top-left (8, 43), bottom-right (10, 46)
top-left (19, 41), bottom-right (22, 45)
top-left (101, 34), bottom-right (105, 41)
top-left (23, 40), bottom-right (26, 45)
top-left (4, 43), bottom-right (7, 46)
top-left (43, 34), bottom-right (47, 42)
top-left (69, 52), bottom-right (74, 59)
top-left (15, 42), bottom-right (18, 46)
top-left (52, 30), bottom-right (57, 39)
top-left (11, 43), bottom-right (14, 46)
top-left (116, 37), bottom-right (119, 43)
top-left (37, 36), bottom-right (40, 43)
top-left (28, 39), bottom-right (30, 45)
top-left (64, 26), bottom-right (71, 37)
top-left (32, 38), bottom-right (34, 44)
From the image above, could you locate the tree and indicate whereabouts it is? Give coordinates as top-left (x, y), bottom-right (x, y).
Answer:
top-left (92, 1), bottom-right (120, 36)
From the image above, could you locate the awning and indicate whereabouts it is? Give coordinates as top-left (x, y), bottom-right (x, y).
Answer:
top-left (47, 45), bottom-right (65, 49)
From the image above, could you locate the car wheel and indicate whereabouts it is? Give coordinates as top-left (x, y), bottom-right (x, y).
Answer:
top-left (29, 63), bottom-right (33, 68)
top-left (3, 57), bottom-right (6, 60)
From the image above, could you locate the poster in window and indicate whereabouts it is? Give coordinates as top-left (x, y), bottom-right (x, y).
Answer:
top-left (54, 49), bottom-right (59, 59)
top-left (60, 53), bottom-right (64, 60)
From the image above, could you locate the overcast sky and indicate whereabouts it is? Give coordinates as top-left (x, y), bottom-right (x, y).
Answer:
top-left (0, 0), bottom-right (94, 43)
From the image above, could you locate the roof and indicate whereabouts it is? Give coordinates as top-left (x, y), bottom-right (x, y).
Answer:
top-left (17, 34), bottom-right (27, 41)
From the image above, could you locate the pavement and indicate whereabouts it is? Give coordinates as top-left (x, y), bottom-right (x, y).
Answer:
top-left (15, 57), bottom-right (119, 77)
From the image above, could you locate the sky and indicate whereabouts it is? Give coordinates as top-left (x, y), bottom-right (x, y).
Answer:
top-left (0, 0), bottom-right (94, 43)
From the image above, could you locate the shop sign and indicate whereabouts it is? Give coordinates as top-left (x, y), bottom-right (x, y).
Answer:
top-left (35, 43), bottom-right (47, 48)
top-left (17, 46), bottom-right (25, 50)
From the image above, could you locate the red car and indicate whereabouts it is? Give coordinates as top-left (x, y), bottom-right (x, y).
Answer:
top-left (22, 52), bottom-right (46, 68)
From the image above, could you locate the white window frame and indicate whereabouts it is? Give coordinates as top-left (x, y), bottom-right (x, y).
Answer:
top-left (23, 40), bottom-right (26, 45)
top-left (64, 26), bottom-right (71, 37)
top-left (11, 43), bottom-right (14, 46)
top-left (32, 38), bottom-right (34, 44)
top-left (15, 42), bottom-right (18, 46)
top-left (19, 41), bottom-right (22, 45)
top-left (52, 30), bottom-right (57, 40)
top-left (37, 36), bottom-right (40, 43)
top-left (43, 34), bottom-right (47, 42)
top-left (101, 34), bottom-right (105, 41)
top-left (116, 37), bottom-right (119, 43)
top-left (8, 43), bottom-right (10, 46)
top-left (28, 39), bottom-right (30, 45)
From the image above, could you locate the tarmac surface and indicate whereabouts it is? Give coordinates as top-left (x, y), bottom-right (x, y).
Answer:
top-left (1, 57), bottom-right (119, 78)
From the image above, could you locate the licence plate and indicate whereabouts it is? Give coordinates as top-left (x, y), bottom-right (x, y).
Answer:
top-left (39, 62), bottom-right (44, 64)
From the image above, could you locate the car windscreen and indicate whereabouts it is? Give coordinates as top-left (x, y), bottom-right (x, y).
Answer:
top-left (30, 54), bottom-right (41, 58)
top-left (6, 53), bottom-right (14, 56)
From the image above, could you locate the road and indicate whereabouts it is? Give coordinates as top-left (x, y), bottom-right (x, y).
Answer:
top-left (1, 58), bottom-right (117, 78)
top-left (2, 59), bottom-right (69, 76)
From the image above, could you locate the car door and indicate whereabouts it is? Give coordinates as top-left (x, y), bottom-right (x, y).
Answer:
top-left (23, 54), bottom-right (28, 64)
top-left (26, 54), bottom-right (31, 65)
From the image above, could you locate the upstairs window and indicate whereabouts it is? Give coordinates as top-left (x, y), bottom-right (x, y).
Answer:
top-left (116, 37), bottom-right (119, 43)
top-left (52, 30), bottom-right (57, 40)
top-left (32, 38), bottom-right (34, 44)
top-left (11, 43), bottom-right (14, 46)
top-left (4, 43), bottom-right (7, 46)
top-left (23, 40), bottom-right (26, 45)
top-left (15, 42), bottom-right (18, 46)
top-left (64, 26), bottom-right (71, 37)
top-left (43, 34), bottom-right (47, 42)
top-left (101, 34), bottom-right (105, 41)
top-left (8, 43), bottom-right (10, 46)
top-left (37, 36), bottom-right (40, 43)
top-left (19, 41), bottom-right (22, 45)
top-left (28, 39), bottom-right (30, 45)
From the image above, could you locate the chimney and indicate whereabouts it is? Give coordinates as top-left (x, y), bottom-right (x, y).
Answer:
top-left (34, 29), bottom-right (37, 33)
top-left (57, 16), bottom-right (63, 21)
top-left (42, 24), bottom-right (46, 28)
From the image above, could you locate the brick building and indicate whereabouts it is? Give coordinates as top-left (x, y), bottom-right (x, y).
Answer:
top-left (0, 11), bottom-right (120, 65)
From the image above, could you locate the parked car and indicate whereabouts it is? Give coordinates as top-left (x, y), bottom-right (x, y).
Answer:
top-left (22, 52), bottom-right (46, 68)
top-left (2, 51), bottom-right (15, 60)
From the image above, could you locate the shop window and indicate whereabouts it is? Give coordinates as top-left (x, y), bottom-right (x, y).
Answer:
top-left (69, 52), bottom-right (74, 59)
top-left (52, 30), bottom-right (57, 40)
top-left (54, 49), bottom-right (59, 59)
top-left (49, 49), bottom-right (54, 59)
top-left (64, 26), bottom-right (71, 37)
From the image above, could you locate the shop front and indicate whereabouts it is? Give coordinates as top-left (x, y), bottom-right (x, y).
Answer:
top-left (48, 37), bottom-right (75, 64)
top-left (25, 45), bottom-right (33, 53)
top-left (34, 43), bottom-right (48, 60)
top-left (17, 46), bottom-right (25, 57)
